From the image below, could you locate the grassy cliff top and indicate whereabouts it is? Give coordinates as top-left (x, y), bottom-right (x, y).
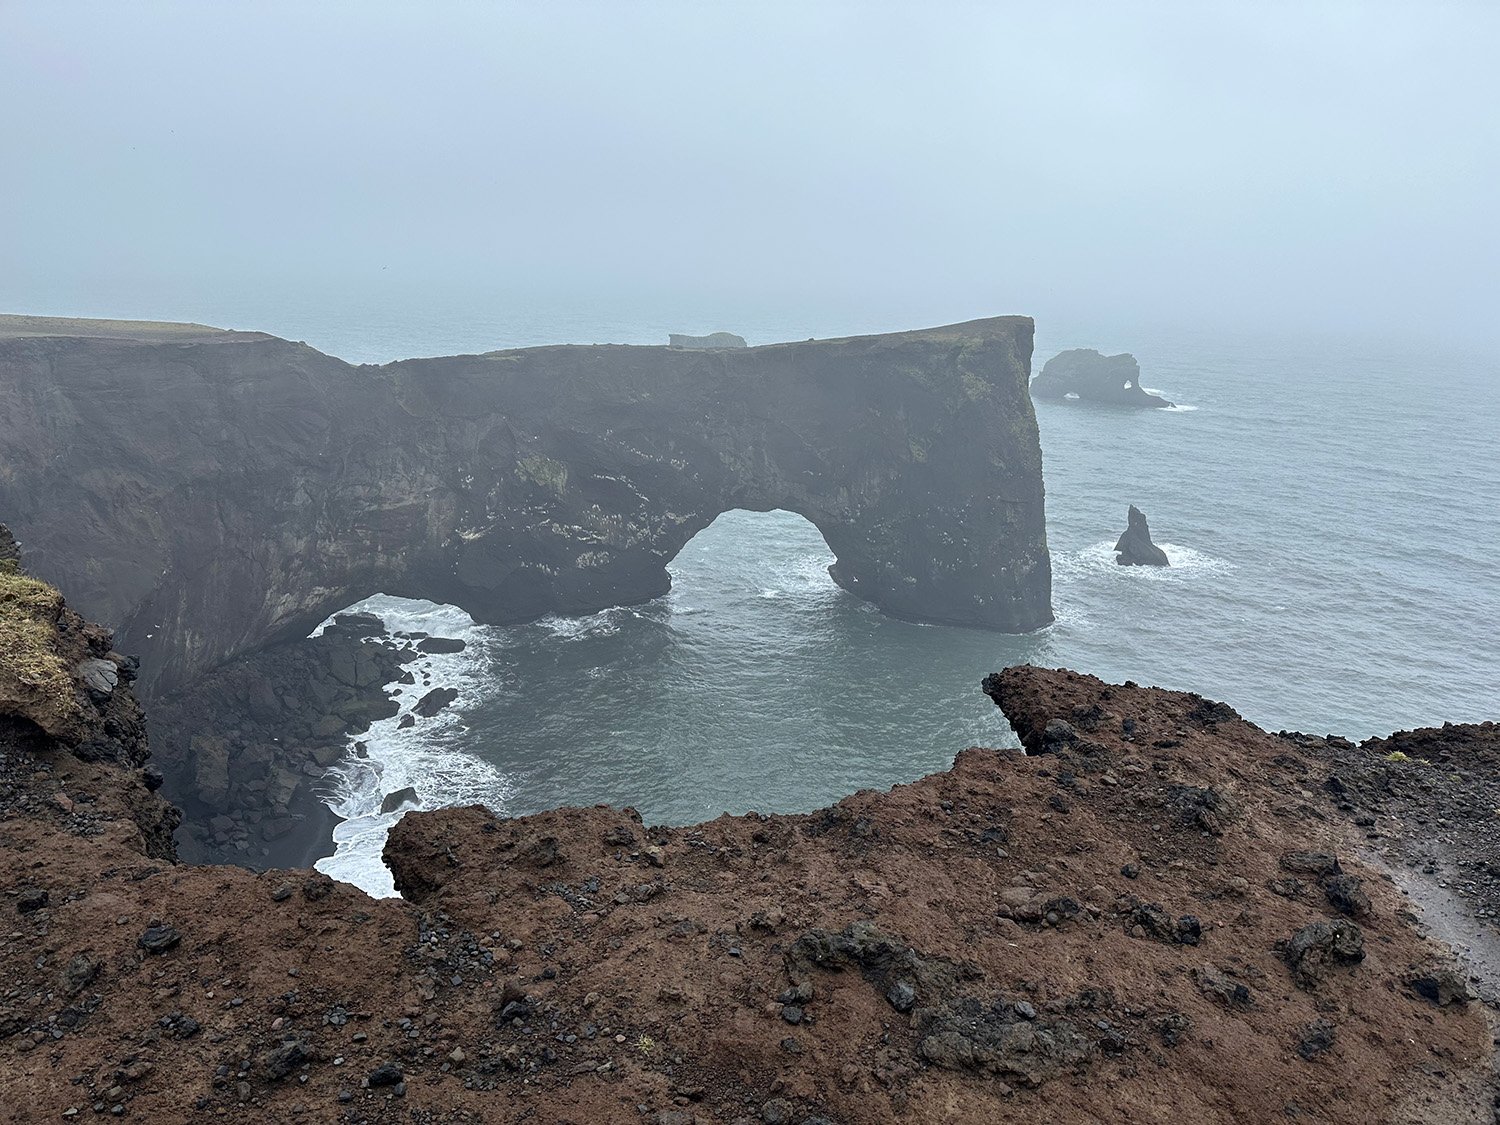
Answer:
top-left (0, 562), bottom-right (81, 732)
top-left (0, 313), bottom-right (233, 342)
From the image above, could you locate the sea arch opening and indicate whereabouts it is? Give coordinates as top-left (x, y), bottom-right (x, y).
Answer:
top-left (664, 508), bottom-right (842, 614)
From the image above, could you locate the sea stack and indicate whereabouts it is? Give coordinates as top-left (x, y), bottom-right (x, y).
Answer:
top-left (1115, 505), bottom-right (1170, 566)
top-left (1032, 349), bottom-right (1173, 408)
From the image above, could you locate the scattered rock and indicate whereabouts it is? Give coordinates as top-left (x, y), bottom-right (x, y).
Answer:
top-left (366, 1062), bottom-right (403, 1088)
top-left (17, 887), bottom-right (48, 913)
top-left (1409, 966), bottom-right (1474, 1007)
top-left (413, 687), bottom-right (459, 717)
top-left (264, 1040), bottom-right (312, 1080)
top-left (331, 612), bottom-right (387, 637)
top-left (886, 979), bottom-right (917, 1012)
top-left (76, 658), bottom-right (119, 700)
top-left (380, 786), bottom-right (419, 814)
top-left (1283, 920), bottom-right (1364, 987)
top-left (1296, 1019), bottom-right (1336, 1060)
top-left (416, 637), bottom-right (466, 654)
top-left (1323, 874), bottom-right (1371, 918)
top-left (1193, 966), bottom-right (1251, 1008)
top-left (1041, 719), bottom-right (1077, 750)
top-left (62, 953), bottom-right (99, 995)
top-left (920, 1005), bottom-right (1092, 1087)
top-left (1280, 852), bottom-right (1340, 878)
top-left (138, 924), bottom-right (181, 954)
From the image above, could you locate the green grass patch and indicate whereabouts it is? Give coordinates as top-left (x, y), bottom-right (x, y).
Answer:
top-left (0, 570), bottom-right (78, 720)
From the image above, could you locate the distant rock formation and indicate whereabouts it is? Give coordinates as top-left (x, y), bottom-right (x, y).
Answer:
top-left (0, 314), bottom-right (1052, 696)
top-left (1032, 349), bottom-right (1173, 408)
top-left (668, 331), bottom-right (746, 349)
top-left (1115, 505), bottom-right (1170, 566)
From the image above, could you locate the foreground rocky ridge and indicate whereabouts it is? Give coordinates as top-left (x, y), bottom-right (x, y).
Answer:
top-left (2, 570), bottom-right (1496, 1122)
top-left (0, 313), bottom-right (1051, 697)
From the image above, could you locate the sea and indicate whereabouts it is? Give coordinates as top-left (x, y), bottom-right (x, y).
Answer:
top-left (9, 284), bottom-right (1498, 896)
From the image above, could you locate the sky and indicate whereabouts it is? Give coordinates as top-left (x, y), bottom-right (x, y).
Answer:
top-left (2, 1), bottom-right (1497, 349)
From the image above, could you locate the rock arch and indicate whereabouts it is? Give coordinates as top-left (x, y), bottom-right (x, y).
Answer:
top-left (0, 314), bottom-right (1052, 696)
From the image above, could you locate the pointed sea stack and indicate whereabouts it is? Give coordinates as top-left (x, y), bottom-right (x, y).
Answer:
top-left (1115, 505), bottom-right (1170, 566)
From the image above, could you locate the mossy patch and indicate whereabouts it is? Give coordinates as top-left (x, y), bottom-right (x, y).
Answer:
top-left (0, 570), bottom-right (80, 726)
top-left (517, 455), bottom-right (569, 495)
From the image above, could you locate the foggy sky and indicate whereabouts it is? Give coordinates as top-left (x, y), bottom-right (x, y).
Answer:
top-left (2, 1), bottom-right (1497, 347)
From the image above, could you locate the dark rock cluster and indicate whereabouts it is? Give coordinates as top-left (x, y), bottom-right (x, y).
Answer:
top-left (150, 614), bottom-right (453, 867)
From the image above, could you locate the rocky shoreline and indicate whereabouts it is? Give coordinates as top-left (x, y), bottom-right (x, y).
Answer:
top-left (149, 613), bottom-right (461, 870)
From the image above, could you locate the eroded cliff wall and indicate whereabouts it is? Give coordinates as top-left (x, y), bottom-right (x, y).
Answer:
top-left (0, 314), bottom-right (1050, 694)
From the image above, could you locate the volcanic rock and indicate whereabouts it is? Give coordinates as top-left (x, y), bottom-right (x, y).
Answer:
top-left (1115, 505), bottom-right (1171, 566)
top-left (413, 687), bottom-right (459, 717)
top-left (0, 315), bottom-right (1051, 696)
top-left (1283, 920), bottom-right (1365, 986)
top-left (1031, 348), bottom-right (1173, 407)
top-left (416, 636), bottom-right (466, 654)
top-left (380, 786), bottom-right (419, 814)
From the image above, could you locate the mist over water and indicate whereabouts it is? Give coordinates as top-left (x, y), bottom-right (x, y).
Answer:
top-left (293, 306), bottom-right (1500, 896)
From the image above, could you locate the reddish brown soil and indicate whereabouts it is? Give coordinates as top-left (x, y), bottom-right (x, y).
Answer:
top-left (3, 657), bottom-right (1495, 1124)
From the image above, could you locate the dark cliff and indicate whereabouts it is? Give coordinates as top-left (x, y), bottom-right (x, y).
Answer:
top-left (0, 314), bottom-right (1051, 695)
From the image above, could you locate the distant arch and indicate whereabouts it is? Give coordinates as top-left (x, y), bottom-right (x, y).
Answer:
top-left (0, 316), bottom-right (1053, 696)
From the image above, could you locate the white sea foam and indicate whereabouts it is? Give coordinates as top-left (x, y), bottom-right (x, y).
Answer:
top-left (765, 551), bottom-right (836, 593)
top-left (1140, 386), bottom-right (1198, 411)
top-left (312, 595), bottom-right (513, 897)
top-left (1053, 540), bottom-right (1232, 584)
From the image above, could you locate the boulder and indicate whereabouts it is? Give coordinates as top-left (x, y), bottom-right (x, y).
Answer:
top-left (1114, 506), bottom-right (1170, 567)
top-left (76, 657), bottom-right (119, 699)
top-left (413, 687), bottom-right (459, 718)
top-left (330, 612), bottom-right (387, 637)
top-left (192, 735), bottom-right (230, 806)
top-left (1031, 349), bottom-right (1172, 407)
top-left (380, 786), bottom-right (419, 814)
top-left (416, 637), bottom-right (466, 654)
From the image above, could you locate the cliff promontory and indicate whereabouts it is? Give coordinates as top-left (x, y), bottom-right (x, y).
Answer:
top-left (0, 314), bottom-right (1050, 696)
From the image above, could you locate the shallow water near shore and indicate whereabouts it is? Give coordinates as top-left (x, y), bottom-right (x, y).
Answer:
top-left (290, 314), bottom-right (1500, 895)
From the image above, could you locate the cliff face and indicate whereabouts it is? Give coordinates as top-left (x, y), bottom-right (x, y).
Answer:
top-left (0, 531), bottom-right (178, 861)
top-left (0, 314), bottom-right (1051, 696)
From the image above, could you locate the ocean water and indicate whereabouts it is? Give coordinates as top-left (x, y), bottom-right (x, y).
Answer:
top-left (7, 284), bottom-right (1496, 897)
top-left (312, 321), bottom-right (1498, 895)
